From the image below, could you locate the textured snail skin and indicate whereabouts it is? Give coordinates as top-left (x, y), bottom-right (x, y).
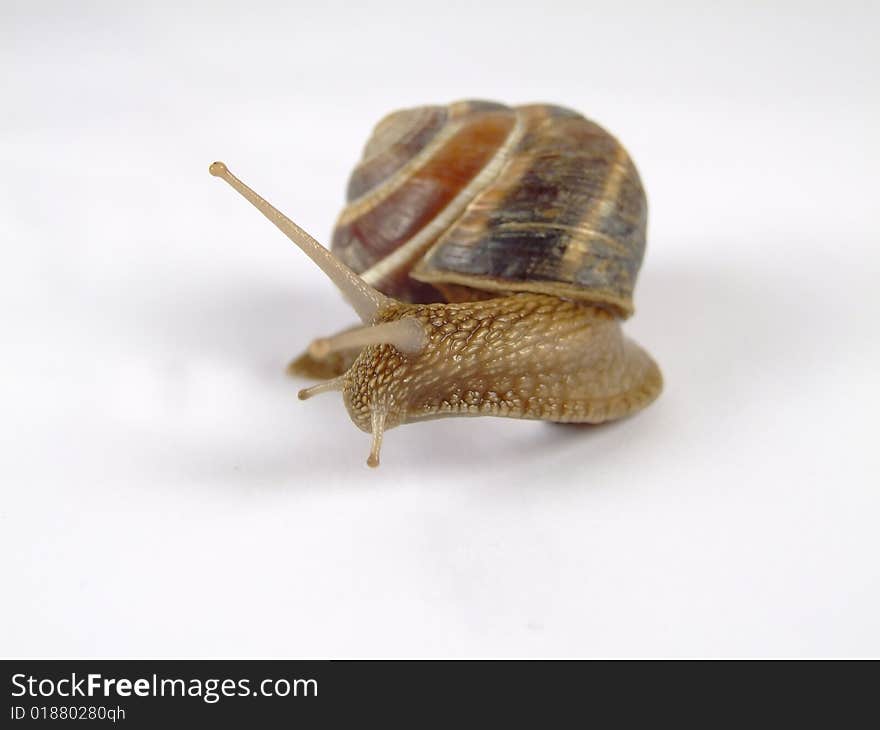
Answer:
top-left (342, 293), bottom-right (662, 434)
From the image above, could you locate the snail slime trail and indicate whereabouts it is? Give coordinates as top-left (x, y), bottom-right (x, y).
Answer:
top-left (209, 100), bottom-right (662, 467)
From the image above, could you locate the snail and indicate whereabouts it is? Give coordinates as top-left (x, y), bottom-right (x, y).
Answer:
top-left (209, 100), bottom-right (662, 467)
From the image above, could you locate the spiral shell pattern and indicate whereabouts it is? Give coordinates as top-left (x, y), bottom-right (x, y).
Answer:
top-left (331, 100), bottom-right (647, 316)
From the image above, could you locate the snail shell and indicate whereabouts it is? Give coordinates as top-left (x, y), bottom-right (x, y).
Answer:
top-left (331, 100), bottom-right (647, 317)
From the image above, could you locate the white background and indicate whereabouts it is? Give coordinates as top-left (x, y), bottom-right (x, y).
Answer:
top-left (2, 1), bottom-right (878, 657)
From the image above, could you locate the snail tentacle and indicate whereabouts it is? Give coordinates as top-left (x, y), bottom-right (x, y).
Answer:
top-left (367, 409), bottom-right (386, 468)
top-left (297, 377), bottom-right (345, 401)
top-left (209, 161), bottom-right (389, 323)
top-left (308, 317), bottom-right (427, 359)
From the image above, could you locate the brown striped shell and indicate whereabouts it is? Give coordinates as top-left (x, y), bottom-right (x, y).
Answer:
top-left (330, 100), bottom-right (648, 318)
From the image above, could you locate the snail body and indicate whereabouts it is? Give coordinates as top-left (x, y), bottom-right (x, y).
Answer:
top-left (210, 100), bottom-right (662, 466)
top-left (346, 295), bottom-right (659, 432)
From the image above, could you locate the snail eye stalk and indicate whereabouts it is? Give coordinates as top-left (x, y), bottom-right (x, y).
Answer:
top-left (208, 161), bottom-right (389, 323)
top-left (308, 318), bottom-right (427, 359)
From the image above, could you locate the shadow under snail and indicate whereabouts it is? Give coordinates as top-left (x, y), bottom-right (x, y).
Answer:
top-left (210, 100), bottom-right (662, 467)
